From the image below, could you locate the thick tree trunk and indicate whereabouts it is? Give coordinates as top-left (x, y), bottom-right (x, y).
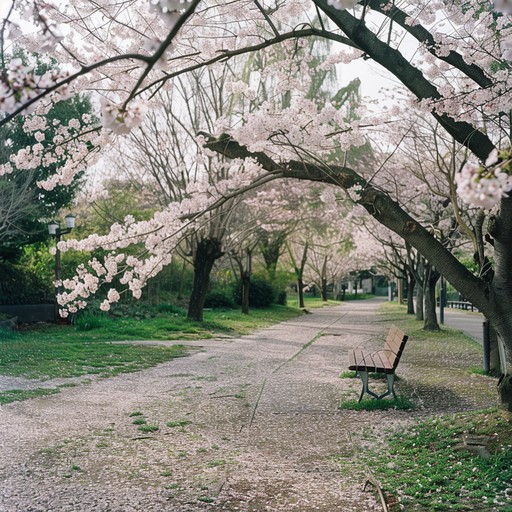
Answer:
top-left (298, 278), bottom-right (305, 309)
top-left (498, 373), bottom-right (512, 415)
top-left (407, 272), bottom-right (415, 315)
top-left (291, 242), bottom-right (308, 309)
top-left (259, 232), bottom-right (286, 278)
top-left (241, 271), bottom-right (250, 315)
top-left (416, 282), bottom-right (424, 322)
top-left (423, 263), bottom-right (440, 331)
top-left (321, 278), bottom-right (328, 301)
top-left (187, 238), bottom-right (223, 322)
top-left (486, 197), bottom-right (512, 412)
top-left (321, 256), bottom-right (328, 301)
top-left (489, 324), bottom-right (501, 376)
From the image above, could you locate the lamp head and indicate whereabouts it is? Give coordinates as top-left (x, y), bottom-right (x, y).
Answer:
top-left (48, 221), bottom-right (59, 236)
top-left (65, 214), bottom-right (76, 229)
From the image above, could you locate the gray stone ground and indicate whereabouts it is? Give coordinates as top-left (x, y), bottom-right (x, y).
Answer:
top-left (0, 299), bottom-right (497, 511)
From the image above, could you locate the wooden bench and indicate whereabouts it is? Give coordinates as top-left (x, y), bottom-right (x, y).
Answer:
top-left (348, 326), bottom-right (408, 402)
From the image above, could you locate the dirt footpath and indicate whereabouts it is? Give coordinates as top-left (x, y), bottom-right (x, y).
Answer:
top-left (0, 299), bottom-right (496, 511)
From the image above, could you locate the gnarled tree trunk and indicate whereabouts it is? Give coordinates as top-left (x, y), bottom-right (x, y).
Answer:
top-left (259, 231), bottom-right (287, 278)
top-left (423, 262), bottom-right (440, 331)
top-left (321, 256), bottom-right (328, 302)
top-left (240, 269), bottom-right (250, 315)
top-left (187, 238), bottom-right (223, 322)
top-left (407, 270), bottom-right (415, 315)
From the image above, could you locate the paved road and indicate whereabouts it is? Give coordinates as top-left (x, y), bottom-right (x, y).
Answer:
top-left (440, 307), bottom-right (485, 345)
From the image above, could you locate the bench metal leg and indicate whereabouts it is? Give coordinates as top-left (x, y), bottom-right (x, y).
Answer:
top-left (357, 371), bottom-right (396, 402)
top-left (387, 373), bottom-right (396, 400)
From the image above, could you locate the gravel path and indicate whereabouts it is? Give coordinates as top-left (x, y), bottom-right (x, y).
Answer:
top-left (0, 299), bottom-right (496, 511)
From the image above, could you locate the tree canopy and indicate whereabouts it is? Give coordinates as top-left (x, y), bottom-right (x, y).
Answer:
top-left (1, 0), bottom-right (512, 409)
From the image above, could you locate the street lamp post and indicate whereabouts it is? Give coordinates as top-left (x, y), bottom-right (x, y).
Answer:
top-left (48, 214), bottom-right (76, 318)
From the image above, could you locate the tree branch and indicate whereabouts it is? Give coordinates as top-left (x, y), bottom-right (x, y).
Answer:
top-left (367, 0), bottom-right (492, 89)
top-left (203, 132), bottom-right (489, 313)
top-left (312, 0), bottom-right (495, 161)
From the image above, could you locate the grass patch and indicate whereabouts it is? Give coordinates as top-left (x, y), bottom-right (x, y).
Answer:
top-left (74, 311), bottom-right (112, 331)
top-left (166, 420), bottom-right (192, 428)
top-left (132, 418), bottom-right (146, 425)
top-left (0, 387), bottom-right (61, 405)
top-left (138, 424), bottom-right (159, 433)
top-left (469, 366), bottom-right (490, 376)
top-left (369, 409), bottom-right (512, 510)
top-left (201, 305), bottom-right (302, 335)
top-left (129, 411), bottom-right (143, 417)
top-left (0, 329), bottom-right (189, 380)
top-left (206, 459), bottom-right (226, 467)
top-left (0, 304), bottom-right (302, 383)
top-left (287, 297), bottom-right (342, 309)
top-left (339, 370), bottom-right (358, 379)
top-left (339, 396), bottom-right (413, 411)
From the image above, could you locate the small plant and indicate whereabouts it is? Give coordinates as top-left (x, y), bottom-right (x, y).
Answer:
top-left (129, 411), bottom-right (143, 417)
top-left (197, 496), bottom-right (214, 503)
top-left (339, 371), bottom-right (357, 379)
top-left (469, 366), bottom-right (489, 376)
top-left (207, 459), bottom-right (226, 468)
top-left (138, 424), bottom-right (159, 433)
top-left (166, 420), bottom-right (192, 428)
top-left (132, 418), bottom-right (146, 425)
top-left (160, 470), bottom-right (173, 477)
top-left (339, 396), bottom-right (413, 411)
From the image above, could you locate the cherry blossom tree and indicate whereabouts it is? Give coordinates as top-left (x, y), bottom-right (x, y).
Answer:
top-left (2, 1), bottom-right (512, 410)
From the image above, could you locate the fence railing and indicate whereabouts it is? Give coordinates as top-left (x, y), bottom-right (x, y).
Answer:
top-left (446, 301), bottom-right (478, 312)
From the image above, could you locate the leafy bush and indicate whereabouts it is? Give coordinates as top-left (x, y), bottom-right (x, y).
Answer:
top-left (233, 276), bottom-right (275, 308)
top-left (74, 311), bottom-right (111, 331)
top-left (275, 289), bottom-right (287, 305)
top-left (0, 262), bottom-right (53, 305)
top-left (204, 290), bottom-right (235, 309)
top-left (155, 303), bottom-right (186, 315)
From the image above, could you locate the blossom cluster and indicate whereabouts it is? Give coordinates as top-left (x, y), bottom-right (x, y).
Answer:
top-left (0, 58), bottom-right (73, 115)
top-left (54, 153), bottom-right (268, 314)
top-left (3, 111), bottom-right (103, 191)
top-left (101, 100), bottom-right (148, 135)
top-left (456, 149), bottom-right (512, 209)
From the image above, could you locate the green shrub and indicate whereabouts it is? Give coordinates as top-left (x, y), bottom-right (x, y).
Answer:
top-left (233, 276), bottom-right (275, 308)
top-left (0, 262), bottom-right (53, 305)
top-left (204, 290), bottom-right (235, 309)
top-left (275, 289), bottom-right (287, 305)
top-left (155, 303), bottom-right (186, 315)
top-left (74, 310), bottom-right (111, 331)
